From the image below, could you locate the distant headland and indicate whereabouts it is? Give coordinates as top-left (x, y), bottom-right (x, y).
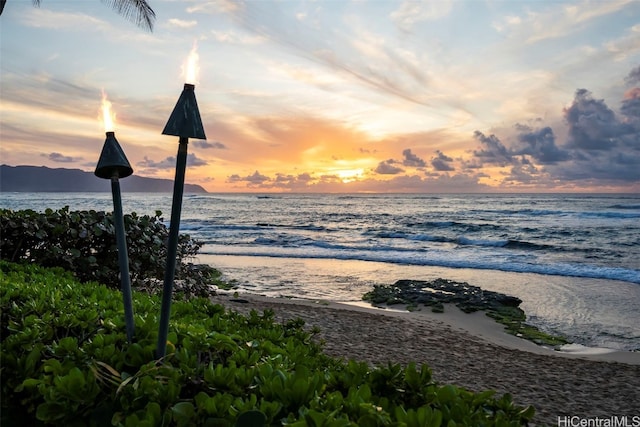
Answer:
top-left (0, 165), bottom-right (207, 193)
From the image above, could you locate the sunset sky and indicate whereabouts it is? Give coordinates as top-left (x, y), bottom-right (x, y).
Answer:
top-left (1, 0), bottom-right (639, 193)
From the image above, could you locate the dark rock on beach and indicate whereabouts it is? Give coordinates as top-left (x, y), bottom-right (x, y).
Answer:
top-left (362, 278), bottom-right (568, 347)
top-left (363, 278), bottom-right (523, 314)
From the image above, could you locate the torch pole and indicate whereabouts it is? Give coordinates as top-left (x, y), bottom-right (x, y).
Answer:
top-left (156, 136), bottom-right (189, 358)
top-left (111, 176), bottom-right (135, 342)
top-left (157, 79), bottom-right (206, 359)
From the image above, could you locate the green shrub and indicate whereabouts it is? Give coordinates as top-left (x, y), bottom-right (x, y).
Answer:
top-left (1, 261), bottom-right (535, 426)
top-left (0, 207), bottom-right (221, 296)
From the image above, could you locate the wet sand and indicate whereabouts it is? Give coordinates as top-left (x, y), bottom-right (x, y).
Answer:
top-left (210, 293), bottom-right (640, 426)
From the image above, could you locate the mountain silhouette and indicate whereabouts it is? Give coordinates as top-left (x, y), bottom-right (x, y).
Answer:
top-left (0, 165), bottom-right (207, 193)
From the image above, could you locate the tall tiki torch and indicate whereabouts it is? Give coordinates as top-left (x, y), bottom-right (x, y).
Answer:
top-left (156, 44), bottom-right (207, 358)
top-left (94, 91), bottom-right (135, 343)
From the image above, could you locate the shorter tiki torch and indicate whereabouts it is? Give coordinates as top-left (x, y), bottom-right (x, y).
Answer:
top-left (95, 93), bottom-right (135, 342)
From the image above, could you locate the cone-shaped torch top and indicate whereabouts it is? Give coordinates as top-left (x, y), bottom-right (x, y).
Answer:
top-left (162, 83), bottom-right (207, 140)
top-left (95, 131), bottom-right (134, 179)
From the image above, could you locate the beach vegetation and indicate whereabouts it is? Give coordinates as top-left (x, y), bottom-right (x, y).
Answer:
top-left (0, 207), bottom-right (221, 298)
top-left (2, 261), bottom-right (536, 426)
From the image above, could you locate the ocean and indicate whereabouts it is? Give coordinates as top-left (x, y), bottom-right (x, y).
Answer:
top-left (2, 192), bottom-right (639, 351)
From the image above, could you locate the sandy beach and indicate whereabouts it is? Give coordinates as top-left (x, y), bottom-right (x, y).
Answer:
top-left (210, 292), bottom-right (640, 426)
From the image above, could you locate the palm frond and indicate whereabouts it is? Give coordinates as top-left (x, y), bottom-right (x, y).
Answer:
top-left (1, 0), bottom-right (38, 16)
top-left (101, 0), bottom-right (156, 32)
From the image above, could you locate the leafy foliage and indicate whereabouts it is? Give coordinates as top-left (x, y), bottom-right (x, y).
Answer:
top-left (1, 261), bottom-right (535, 426)
top-left (0, 207), bottom-right (221, 297)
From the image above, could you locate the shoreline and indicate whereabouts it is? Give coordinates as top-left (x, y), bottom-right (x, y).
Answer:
top-left (210, 291), bottom-right (640, 425)
top-left (337, 300), bottom-right (640, 365)
top-left (199, 254), bottom-right (640, 352)
top-left (216, 292), bottom-right (640, 365)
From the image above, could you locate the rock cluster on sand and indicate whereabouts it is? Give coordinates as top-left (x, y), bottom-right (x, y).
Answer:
top-left (362, 278), bottom-right (568, 347)
top-left (363, 278), bottom-right (522, 313)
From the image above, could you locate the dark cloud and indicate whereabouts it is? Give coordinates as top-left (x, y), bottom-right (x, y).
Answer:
top-left (375, 159), bottom-right (404, 174)
top-left (227, 170), bottom-right (270, 186)
top-left (137, 153), bottom-right (208, 169)
top-left (563, 89), bottom-right (620, 150)
top-left (271, 172), bottom-right (315, 190)
top-left (621, 88), bottom-right (640, 123)
top-left (359, 147), bottom-right (377, 154)
top-left (430, 150), bottom-right (454, 171)
top-left (472, 131), bottom-right (516, 166)
top-left (460, 158), bottom-right (484, 170)
top-left (625, 66), bottom-right (640, 86)
top-left (470, 75), bottom-right (640, 187)
top-left (241, 170), bottom-right (492, 193)
top-left (226, 174), bottom-right (242, 183)
top-left (503, 163), bottom-right (540, 185)
top-left (43, 152), bottom-right (81, 163)
top-left (402, 148), bottom-right (426, 167)
top-left (187, 154), bottom-right (209, 167)
top-left (513, 125), bottom-right (570, 164)
top-left (547, 150), bottom-right (640, 182)
top-left (192, 140), bottom-right (227, 149)
top-left (552, 87), bottom-right (640, 183)
top-left (275, 172), bottom-right (312, 183)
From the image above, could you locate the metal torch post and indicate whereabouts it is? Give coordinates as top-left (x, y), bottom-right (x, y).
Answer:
top-left (110, 176), bottom-right (135, 342)
top-left (155, 83), bottom-right (206, 359)
top-left (156, 137), bottom-right (188, 358)
top-left (95, 130), bottom-right (135, 343)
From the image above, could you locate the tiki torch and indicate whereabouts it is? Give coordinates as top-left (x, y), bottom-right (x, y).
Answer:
top-left (94, 91), bottom-right (135, 343)
top-left (156, 44), bottom-right (207, 358)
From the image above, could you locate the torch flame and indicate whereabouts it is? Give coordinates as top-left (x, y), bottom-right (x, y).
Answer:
top-left (183, 41), bottom-right (199, 85)
top-left (101, 90), bottom-right (116, 132)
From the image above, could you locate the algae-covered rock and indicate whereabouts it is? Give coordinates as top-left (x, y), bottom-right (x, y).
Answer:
top-left (363, 278), bottom-right (523, 314)
top-left (362, 278), bottom-right (568, 347)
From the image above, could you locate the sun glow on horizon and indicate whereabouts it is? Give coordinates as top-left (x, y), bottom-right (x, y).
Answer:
top-left (335, 168), bottom-right (365, 183)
